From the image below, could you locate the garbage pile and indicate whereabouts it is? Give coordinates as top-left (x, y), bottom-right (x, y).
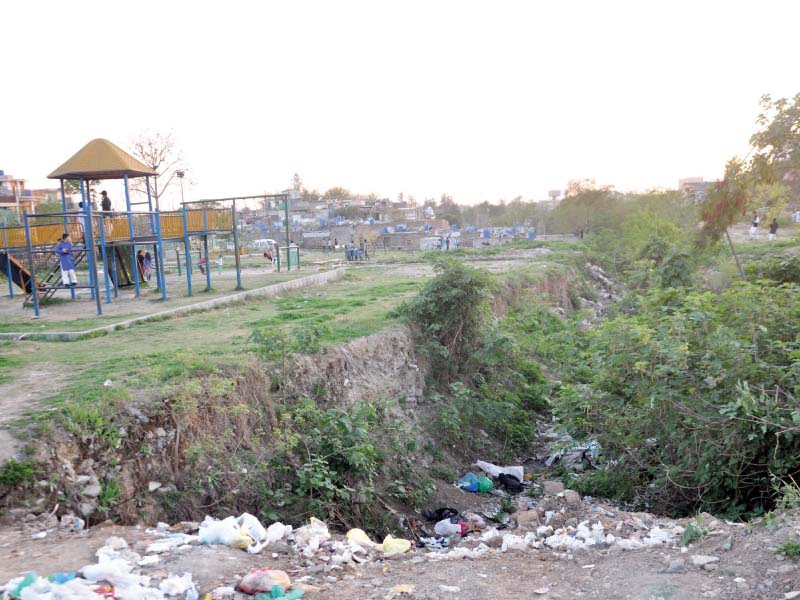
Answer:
top-left (412, 460), bottom-right (709, 561)
top-left (0, 461), bottom-right (733, 599)
top-left (0, 511), bottom-right (417, 600)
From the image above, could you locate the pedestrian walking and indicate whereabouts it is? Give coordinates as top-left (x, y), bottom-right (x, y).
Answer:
top-left (769, 218), bottom-right (779, 241)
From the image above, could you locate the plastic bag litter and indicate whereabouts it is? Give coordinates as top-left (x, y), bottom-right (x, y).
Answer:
top-left (198, 516), bottom-right (254, 550)
top-left (256, 587), bottom-right (304, 599)
top-left (293, 518), bottom-right (330, 557)
top-left (474, 460), bottom-right (524, 482)
top-left (544, 439), bottom-right (601, 469)
top-left (265, 522), bottom-right (293, 544)
top-left (500, 534), bottom-right (531, 552)
top-left (480, 528), bottom-right (501, 542)
top-left (82, 558), bottom-right (147, 590)
top-left (434, 519), bottom-right (462, 536)
top-left (345, 528), bottom-right (380, 551)
top-left (159, 573), bottom-right (196, 597)
top-left (544, 530), bottom-right (587, 551)
top-left (644, 527), bottom-right (676, 546)
top-left (237, 513), bottom-right (268, 543)
top-left (18, 577), bottom-right (102, 600)
top-left (476, 476), bottom-right (493, 493)
top-left (382, 535), bottom-right (411, 556)
top-left (456, 472), bottom-right (479, 492)
top-left (238, 568), bottom-right (291, 595)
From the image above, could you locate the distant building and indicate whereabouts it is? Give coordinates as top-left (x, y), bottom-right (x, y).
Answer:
top-left (0, 170), bottom-right (37, 215)
top-left (679, 177), bottom-right (715, 202)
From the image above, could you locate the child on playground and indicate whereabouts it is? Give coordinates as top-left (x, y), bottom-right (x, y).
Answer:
top-left (56, 233), bottom-right (77, 287)
top-left (216, 253), bottom-right (223, 275)
top-left (143, 252), bottom-right (153, 282)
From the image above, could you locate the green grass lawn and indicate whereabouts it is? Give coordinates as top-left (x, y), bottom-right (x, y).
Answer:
top-left (1, 269), bottom-right (423, 419)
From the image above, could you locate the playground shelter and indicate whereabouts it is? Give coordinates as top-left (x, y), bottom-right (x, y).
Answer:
top-left (0, 138), bottom-right (240, 317)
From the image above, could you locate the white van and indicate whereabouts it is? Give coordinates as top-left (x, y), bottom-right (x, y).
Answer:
top-left (251, 239), bottom-right (278, 251)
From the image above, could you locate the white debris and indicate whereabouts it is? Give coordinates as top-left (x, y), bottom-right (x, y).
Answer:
top-left (474, 460), bottom-right (524, 482)
top-left (159, 573), bottom-right (195, 597)
top-left (293, 517), bottom-right (331, 557)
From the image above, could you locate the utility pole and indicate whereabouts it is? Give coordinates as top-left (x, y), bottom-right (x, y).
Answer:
top-left (177, 170), bottom-right (186, 205)
top-left (284, 193), bottom-right (291, 270)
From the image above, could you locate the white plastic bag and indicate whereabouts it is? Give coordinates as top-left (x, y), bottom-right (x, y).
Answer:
top-left (293, 517), bottom-right (330, 557)
top-left (434, 519), bottom-right (461, 536)
top-left (159, 573), bottom-right (195, 596)
top-left (475, 460), bottom-right (524, 482)
top-left (198, 516), bottom-right (254, 549)
top-left (236, 513), bottom-right (268, 542)
top-left (265, 522), bottom-right (293, 544)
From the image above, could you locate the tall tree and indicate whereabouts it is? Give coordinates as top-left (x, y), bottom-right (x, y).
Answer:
top-left (129, 130), bottom-right (184, 210)
top-left (698, 94), bottom-right (800, 277)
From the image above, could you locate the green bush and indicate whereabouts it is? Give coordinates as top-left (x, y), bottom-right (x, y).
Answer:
top-left (780, 541), bottom-right (800, 560)
top-left (0, 459), bottom-right (38, 487)
top-left (553, 282), bottom-right (800, 517)
top-left (744, 254), bottom-right (800, 284)
top-left (400, 257), bottom-right (495, 383)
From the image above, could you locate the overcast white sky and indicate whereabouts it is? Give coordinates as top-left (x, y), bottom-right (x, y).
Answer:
top-left (2, 0), bottom-right (799, 209)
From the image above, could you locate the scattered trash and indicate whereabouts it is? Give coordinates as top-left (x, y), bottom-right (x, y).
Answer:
top-left (434, 519), bottom-right (462, 537)
top-left (159, 572), bottom-right (196, 597)
top-left (456, 472), bottom-right (479, 492)
top-left (103, 379), bottom-right (113, 387)
top-left (474, 460), bottom-right (524, 482)
top-left (544, 437), bottom-right (601, 470)
top-left (497, 473), bottom-right (523, 494)
top-left (264, 522), bottom-right (293, 545)
top-left (238, 567), bottom-right (292, 595)
top-left (422, 507), bottom-right (459, 521)
top-left (382, 535), bottom-right (412, 556)
top-left (293, 517), bottom-right (331, 557)
top-left (198, 515), bottom-right (255, 550)
top-left (477, 476), bottom-right (493, 493)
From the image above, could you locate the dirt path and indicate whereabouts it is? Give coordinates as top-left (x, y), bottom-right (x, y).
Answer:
top-left (0, 360), bottom-right (69, 462)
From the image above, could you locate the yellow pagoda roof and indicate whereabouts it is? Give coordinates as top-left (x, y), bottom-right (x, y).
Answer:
top-left (48, 138), bottom-right (156, 180)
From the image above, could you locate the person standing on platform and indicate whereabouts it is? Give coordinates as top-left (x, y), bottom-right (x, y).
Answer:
top-left (100, 190), bottom-right (113, 237)
top-left (56, 233), bottom-right (77, 287)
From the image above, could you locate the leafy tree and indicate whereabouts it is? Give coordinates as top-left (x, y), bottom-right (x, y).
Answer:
top-left (63, 179), bottom-right (101, 200)
top-left (323, 187), bottom-right (351, 201)
top-left (333, 205), bottom-right (362, 221)
top-left (698, 94), bottom-right (800, 277)
top-left (436, 194), bottom-right (463, 226)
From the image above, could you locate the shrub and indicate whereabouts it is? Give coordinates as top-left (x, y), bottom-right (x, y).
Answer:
top-left (0, 459), bottom-right (38, 487)
top-left (553, 282), bottom-right (800, 517)
top-left (400, 258), bottom-right (495, 382)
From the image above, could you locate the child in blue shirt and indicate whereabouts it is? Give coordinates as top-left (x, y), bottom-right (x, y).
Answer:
top-left (56, 233), bottom-right (77, 287)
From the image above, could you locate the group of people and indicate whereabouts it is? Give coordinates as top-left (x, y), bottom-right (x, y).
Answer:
top-left (749, 213), bottom-right (779, 241)
top-left (135, 249), bottom-right (154, 282)
top-left (345, 240), bottom-right (369, 261)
